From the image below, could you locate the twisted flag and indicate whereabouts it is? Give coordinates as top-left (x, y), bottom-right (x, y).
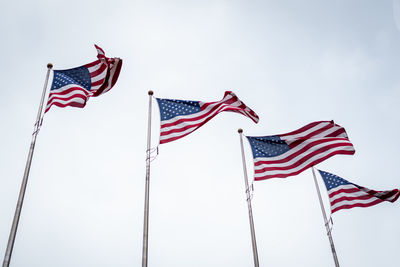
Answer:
top-left (247, 121), bottom-right (355, 180)
top-left (45, 45), bottom-right (122, 113)
top-left (318, 170), bottom-right (400, 213)
top-left (156, 91), bottom-right (259, 144)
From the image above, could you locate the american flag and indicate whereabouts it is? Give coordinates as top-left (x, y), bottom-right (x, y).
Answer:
top-left (45, 45), bottom-right (122, 113)
top-left (247, 121), bottom-right (355, 180)
top-left (156, 91), bottom-right (259, 144)
top-left (318, 170), bottom-right (400, 214)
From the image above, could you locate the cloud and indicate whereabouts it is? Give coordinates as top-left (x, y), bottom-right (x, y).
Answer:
top-left (393, 0), bottom-right (400, 32)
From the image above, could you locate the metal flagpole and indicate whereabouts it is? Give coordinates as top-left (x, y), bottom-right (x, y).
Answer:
top-left (311, 167), bottom-right (340, 267)
top-left (238, 129), bottom-right (260, 267)
top-left (142, 90), bottom-right (153, 267)
top-left (2, 63), bottom-right (53, 267)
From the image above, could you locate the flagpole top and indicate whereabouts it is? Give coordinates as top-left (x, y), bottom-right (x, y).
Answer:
top-left (238, 128), bottom-right (243, 133)
top-left (148, 90), bottom-right (153, 95)
top-left (47, 63), bottom-right (53, 69)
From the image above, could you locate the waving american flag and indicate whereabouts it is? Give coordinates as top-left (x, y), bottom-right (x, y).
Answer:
top-left (156, 91), bottom-right (259, 144)
top-left (45, 45), bottom-right (122, 113)
top-left (318, 170), bottom-right (400, 214)
top-left (247, 121), bottom-right (355, 180)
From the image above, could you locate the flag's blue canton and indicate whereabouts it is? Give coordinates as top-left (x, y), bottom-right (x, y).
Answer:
top-left (51, 67), bottom-right (91, 91)
top-left (319, 170), bottom-right (351, 190)
top-left (156, 98), bottom-right (202, 121)
top-left (247, 136), bottom-right (291, 158)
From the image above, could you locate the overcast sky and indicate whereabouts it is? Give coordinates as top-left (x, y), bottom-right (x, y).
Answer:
top-left (1, 1), bottom-right (399, 266)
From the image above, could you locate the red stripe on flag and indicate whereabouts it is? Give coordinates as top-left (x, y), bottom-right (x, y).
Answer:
top-left (254, 149), bottom-right (355, 180)
top-left (89, 63), bottom-right (107, 78)
top-left (331, 199), bottom-right (384, 213)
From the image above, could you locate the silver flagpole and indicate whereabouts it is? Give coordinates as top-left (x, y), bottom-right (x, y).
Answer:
top-left (142, 90), bottom-right (153, 267)
top-left (2, 63), bottom-right (53, 267)
top-left (311, 167), bottom-right (340, 267)
top-left (238, 129), bottom-right (260, 267)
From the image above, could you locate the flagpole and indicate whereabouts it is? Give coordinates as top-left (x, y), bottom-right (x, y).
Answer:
top-left (311, 167), bottom-right (340, 267)
top-left (2, 63), bottom-right (53, 267)
top-left (238, 129), bottom-right (260, 267)
top-left (142, 90), bottom-right (153, 267)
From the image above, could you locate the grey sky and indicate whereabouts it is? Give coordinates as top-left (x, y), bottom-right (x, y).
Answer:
top-left (0, 1), bottom-right (399, 266)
